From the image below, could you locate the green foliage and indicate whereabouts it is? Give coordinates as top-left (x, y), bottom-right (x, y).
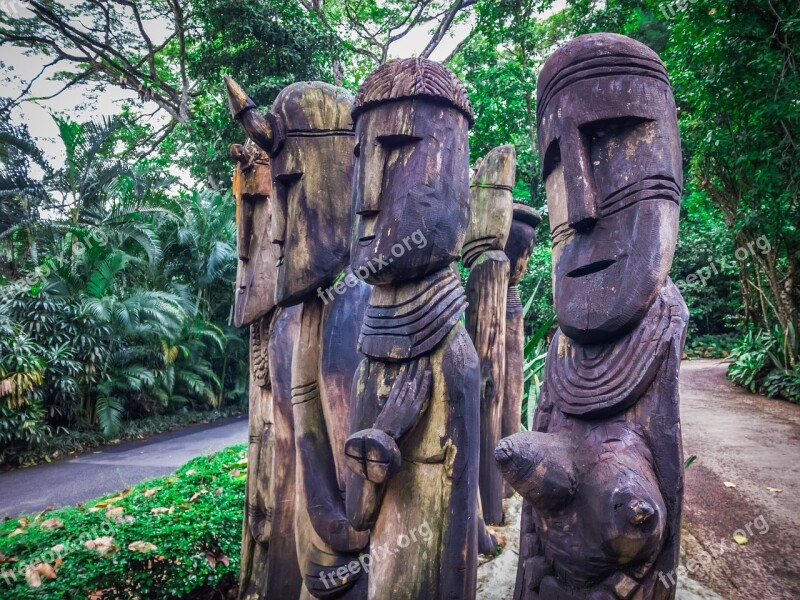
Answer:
top-left (520, 297), bottom-right (555, 431)
top-left (665, 0), bottom-right (800, 365)
top-left (683, 334), bottom-right (737, 360)
top-left (729, 327), bottom-right (800, 403)
top-left (181, 0), bottom-right (345, 184)
top-left (0, 446), bottom-right (247, 598)
top-left (0, 115), bottom-right (247, 464)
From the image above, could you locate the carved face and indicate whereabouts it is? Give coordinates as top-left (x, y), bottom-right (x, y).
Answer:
top-left (268, 83), bottom-right (356, 306)
top-left (538, 34), bottom-right (682, 344)
top-left (462, 145), bottom-right (516, 268)
top-left (351, 99), bottom-right (470, 285)
top-left (505, 204), bottom-right (541, 287)
top-left (232, 148), bottom-right (279, 327)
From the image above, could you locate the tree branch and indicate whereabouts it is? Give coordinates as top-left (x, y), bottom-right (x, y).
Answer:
top-left (421, 0), bottom-right (476, 58)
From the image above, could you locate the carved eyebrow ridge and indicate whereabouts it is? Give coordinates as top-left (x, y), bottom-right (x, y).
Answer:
top-left (550, 222), bottom-right (572, 246)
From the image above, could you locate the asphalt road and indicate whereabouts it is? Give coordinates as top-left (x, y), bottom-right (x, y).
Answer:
top-left (0, 415), bottom-right (248, 519)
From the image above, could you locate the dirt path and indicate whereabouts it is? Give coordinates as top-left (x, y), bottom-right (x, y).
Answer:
top-left (679, 360), bottom-right (800, 599)
top-left (477, 360), bottom-right (800, 599)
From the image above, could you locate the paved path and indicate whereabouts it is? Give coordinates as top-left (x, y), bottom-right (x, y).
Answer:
top-left (0, 416), bottom-right (247, 519)
top-left (680, 360), bottom-right (800, 600)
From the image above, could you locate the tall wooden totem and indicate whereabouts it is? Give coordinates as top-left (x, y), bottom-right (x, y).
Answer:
top-left (227, 78), bottom-right (371, 599)
top-left (463, 145), bottom-right (515, 527)
top-left (343, 58), bottom-right (480, 600)
top-left (496, 34), bottom-right (689, 600)
top-left (229, 142), bottom-right (303, 600)
top-left (501, 203), bottom-right (541, 500)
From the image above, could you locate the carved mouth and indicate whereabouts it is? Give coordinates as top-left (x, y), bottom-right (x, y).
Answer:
top-left (276, 255), bottom-right (284, 268)
top-left (567, 259), bottom-right (616, 278)
top-left (359, 235), bottom-right (376, 247)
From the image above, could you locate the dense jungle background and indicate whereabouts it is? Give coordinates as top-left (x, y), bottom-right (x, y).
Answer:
top-left (1, 0), bottom-right (798, 465)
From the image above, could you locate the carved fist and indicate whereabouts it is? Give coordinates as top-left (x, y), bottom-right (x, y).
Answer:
top-left (344, 428), bottom-right (402, 484)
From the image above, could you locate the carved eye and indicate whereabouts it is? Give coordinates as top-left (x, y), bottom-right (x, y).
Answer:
top-left (542, 139), bottom-right (561, 180)
top-left (275, 172), bottom-right (303, 186)
top-left (377, 134), bottom-right (421, 150)
top-left (580, 116), bottom-right (654, 158)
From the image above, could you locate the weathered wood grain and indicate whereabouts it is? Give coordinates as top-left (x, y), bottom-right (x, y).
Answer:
top-left (227, 78), bottom-right (370, 599)
top-left (231, 147), bottom-right (303, 600)
top-left (463, 146), bottom-right (515, 527)
top-left (227, 77), bottom-right (356, 307)
top-left (501, 204), bottom-right (541, 501)
top-left (293, 297), bottom-right (370, 600)
top-left (466, 251), bottom-right (509, 526)
top-left (498, 33), bottom-right (688, 600)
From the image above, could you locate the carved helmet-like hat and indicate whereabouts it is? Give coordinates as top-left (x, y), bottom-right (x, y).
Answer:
top-left (536, 33), bottom-right (671, 126)
top-left (352, 57), bottom-right (475, 128)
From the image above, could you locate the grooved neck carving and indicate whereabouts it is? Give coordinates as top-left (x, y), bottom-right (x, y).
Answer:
top-left (360, 268), bottom-right (467, 361)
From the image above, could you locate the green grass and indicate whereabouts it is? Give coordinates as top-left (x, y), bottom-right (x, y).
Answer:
top-left (0, 445), bottom-right (247, 599)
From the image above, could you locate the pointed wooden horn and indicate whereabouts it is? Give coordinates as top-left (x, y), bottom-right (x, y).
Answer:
top-left (224, 75), bottom-right (277, 155)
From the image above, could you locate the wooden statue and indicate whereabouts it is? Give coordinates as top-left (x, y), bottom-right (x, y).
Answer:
top-left (227, 77), bottom-right (371, 599)
top-left (463, 145), bottom-right (515, 527)
top-left (501, 203), bottom-right (541, 501)
top-left (496, 33), bottom-right (689, 600)
top-left (343, 58), bottom-right (480, 600)
top-left (230, 142), bottom-right (303, 600)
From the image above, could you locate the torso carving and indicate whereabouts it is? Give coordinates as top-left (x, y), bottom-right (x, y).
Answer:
top-left (501, 204), bottom-right (540, 500)
top-left (463, 145), bottom-right (515, 528)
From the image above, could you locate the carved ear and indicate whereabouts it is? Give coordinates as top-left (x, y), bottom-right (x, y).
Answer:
top-left (495, 432), bottom-right (576, 510)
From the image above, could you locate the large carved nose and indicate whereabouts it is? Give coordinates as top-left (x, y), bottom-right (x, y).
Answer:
top-left (560, 127), bottom-right (598, 232)
top-left (359, 147), bottom-right (385, 214)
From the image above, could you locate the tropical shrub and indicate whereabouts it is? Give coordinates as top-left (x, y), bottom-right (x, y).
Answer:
top-left (0, 115), bottom-right (248, 466)
top-left (728, 326), bottom-right (800, 403)
top-left (0, 446), bottom-right (247, 599)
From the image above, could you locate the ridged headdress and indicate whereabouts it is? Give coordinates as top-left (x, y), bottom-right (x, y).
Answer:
top-left (353, 58), bottom-right (475, 128)
top-left (536, 33), bottom-right (671, 125)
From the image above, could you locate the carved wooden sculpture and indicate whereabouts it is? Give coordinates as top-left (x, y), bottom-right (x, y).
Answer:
top-left (501, 203), bottom-right (541, 501)
top-left (230, 143), bottom-right (303, 600)
top-left (343, 58), bottom-right (480, 600)
top-left (227, 77), bottom-right (371, 600)
top-left (463, 145), bottom-right (515, 527)
top-left (496, 34), bottom-right (689, 600)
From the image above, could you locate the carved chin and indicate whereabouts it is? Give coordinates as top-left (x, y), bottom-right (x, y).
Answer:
top-left (555, 261), bottom-right (662, 344)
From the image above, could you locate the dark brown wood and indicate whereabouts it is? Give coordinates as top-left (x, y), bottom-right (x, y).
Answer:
top-left (462, 145), bottom-right (516, 527)
top-left (498, 33), bottom-right (688, 600)
top-left (228, 78), bottom-right (373, 599)
top-left (293, 295), bottom-right (370, 600)
top-left (231, 147), bottom-right (303, 600)
top-left (344, 58), bottom-right (480, 600)
top-left (501, 203), bottom-right (541, 501)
